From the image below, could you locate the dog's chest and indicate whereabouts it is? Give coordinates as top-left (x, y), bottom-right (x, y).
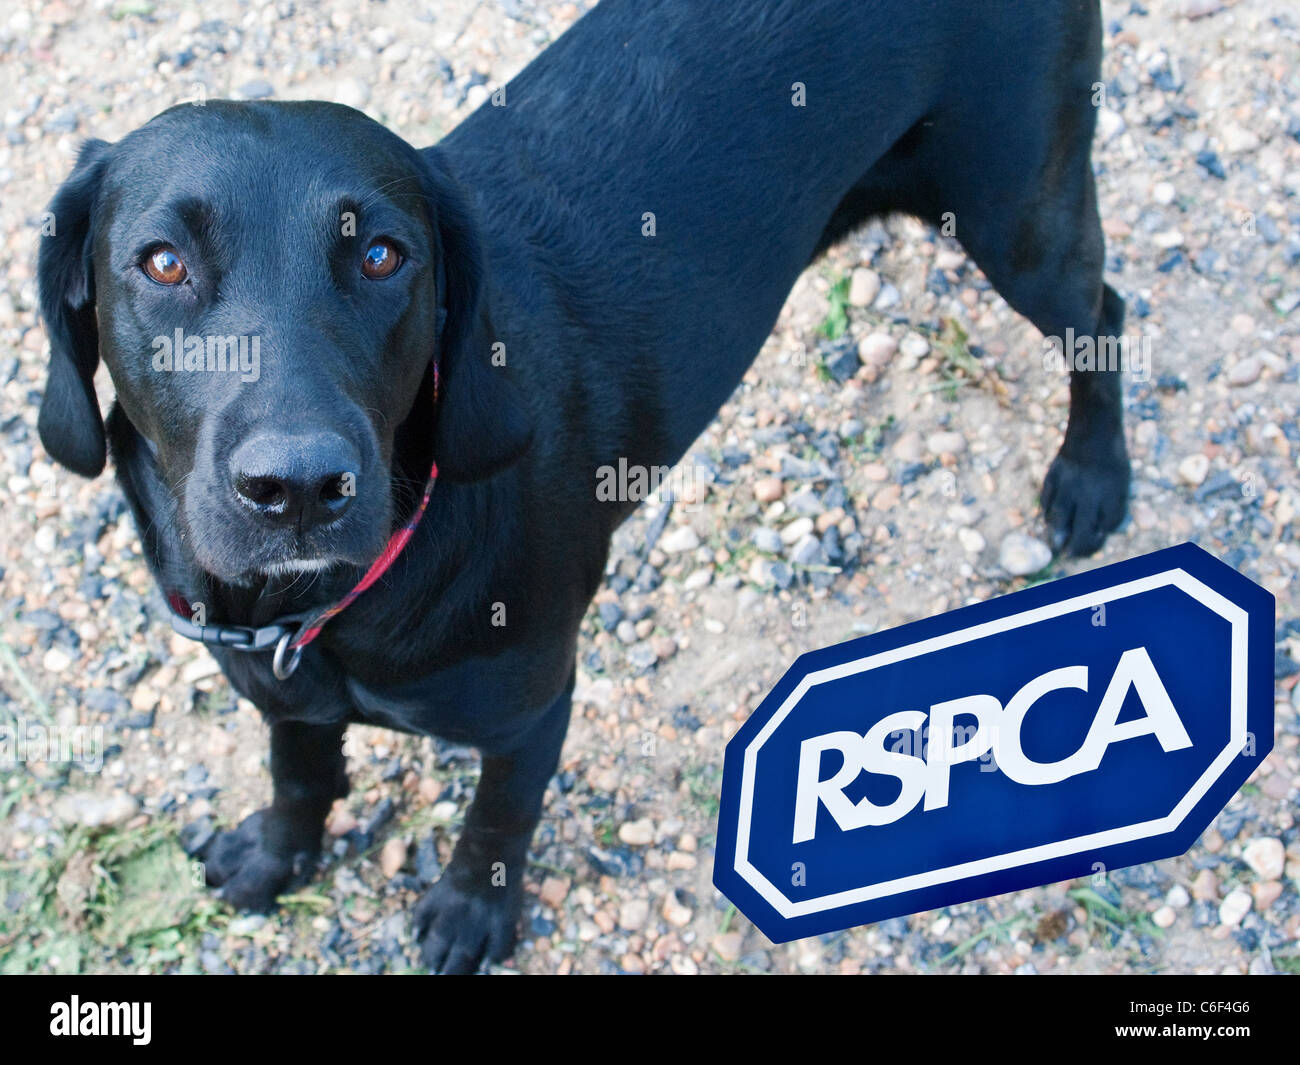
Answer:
top-left (338, 644), bottom-right (572, 754)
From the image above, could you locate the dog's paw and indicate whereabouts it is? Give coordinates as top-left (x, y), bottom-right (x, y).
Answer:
top-left (197, 810), bottom-right (316, 912)
top-left (413, 872), bottom-right (521, 974)
top-left (1042, 450), bottom-right (1130, 557)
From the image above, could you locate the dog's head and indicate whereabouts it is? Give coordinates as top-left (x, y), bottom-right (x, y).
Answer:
top-left (37, 100), bottom-right (530, 582)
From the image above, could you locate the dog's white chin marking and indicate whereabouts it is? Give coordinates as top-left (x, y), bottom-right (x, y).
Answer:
top-left (261, 558), bottom-right (337, 577)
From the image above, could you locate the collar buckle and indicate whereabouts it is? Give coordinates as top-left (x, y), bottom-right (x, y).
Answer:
top-left (168, 612), bottom-right (309, 655)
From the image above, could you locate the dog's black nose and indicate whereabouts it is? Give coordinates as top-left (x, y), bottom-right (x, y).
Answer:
top-left (229, 432), bottom-right (359, 529)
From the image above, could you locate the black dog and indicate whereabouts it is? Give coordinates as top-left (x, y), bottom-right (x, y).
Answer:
top-left (37, 0), bottom-right (1129, 972)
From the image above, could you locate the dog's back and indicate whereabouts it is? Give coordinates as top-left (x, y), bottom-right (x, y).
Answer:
top-left (438, 0), bottom-right (1118, 558)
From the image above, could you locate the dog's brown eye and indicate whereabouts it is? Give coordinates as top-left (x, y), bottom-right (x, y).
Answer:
top-left (143, 246), bottom-right (187, 285)
top-left (361, 238), bottom-right (402, 280)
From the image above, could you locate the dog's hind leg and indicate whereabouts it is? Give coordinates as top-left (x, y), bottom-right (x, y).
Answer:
top-left (952, 164), bottom-right (1128, 557)
top-left (198, 720), bottom-right (348, 911)
top-left (895, 28), bottom-right (1129, 556)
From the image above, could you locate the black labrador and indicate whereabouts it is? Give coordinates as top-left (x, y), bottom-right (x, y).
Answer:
top-left (36, 0), bottom-right (1130, 972)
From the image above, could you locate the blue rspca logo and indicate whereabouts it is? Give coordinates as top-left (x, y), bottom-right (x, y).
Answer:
top-left (714, 543), bottom-right (1275, 944)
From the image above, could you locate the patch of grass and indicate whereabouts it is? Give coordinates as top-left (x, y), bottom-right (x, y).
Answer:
top-left (0, 737), bottom-right (478, 974)
top-left (594, 819), bottom-right (620, 848)
top-left (0, 636), bottom-right (56, 726)
top-left (852, 414), bottom-right (896, 456)
top-left (681, 762), bottom-right (722, 820)
top-left (528, 859), bottom-right (577, 879)
top-left (277, 892), bottom-right (333, 912)
top-left (937, 912), bottom-right (1031, 965)
top-left (0, 774), bottom-right (36, 821)
top-left (817, 274), bottom-right (852, 341)
top-left (924, 319), bottom-right (981, 402)
top-left (0, 820), bottom-right (225, 974)
top-left (1275, 954), bottom-right (1300, 975)
top-left (1069, 885), bottom-right (1164, 945)
top-left (716, 542), bottom-right (757, 576)
top-left (110, 0), bottom-right (155, 19)
top-left (1018, 565), bottom-right (1058, 589)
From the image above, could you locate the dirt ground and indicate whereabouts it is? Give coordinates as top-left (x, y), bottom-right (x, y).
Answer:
top-left (0, 0), bottom-right (1298, 974)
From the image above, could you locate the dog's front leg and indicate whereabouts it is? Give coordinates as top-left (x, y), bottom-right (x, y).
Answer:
top-left (199, 719), bottom-right (348, 912)
top-left (415, 681), bottom-right (572, 974)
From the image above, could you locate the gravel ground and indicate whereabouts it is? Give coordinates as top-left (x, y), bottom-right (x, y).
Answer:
top-left (1, 0), bottom-right (1298, 975)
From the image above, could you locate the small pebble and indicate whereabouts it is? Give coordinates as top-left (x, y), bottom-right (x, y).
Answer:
top-left (327, 807), bottom-right (358, 837)
top-left (53, 791), bottom-right (139, 829)
top-left (336, 79), bottom-right (371, 110)
top-left (619, 898), bottom-right (650, 930)
top-left (848, 267), bottom-right (880, 307)
top-left (900, 332), bottom-right (931, 360)
top-left (1241, 837), bottom-right (1285, 880)
top-left (1251, 880), bottom-right (1283, 910)
top-left (659, 526), bottom-right (700, 554)
top-left (999, 533), bottom-right (1052, 577)
top-left (379, 837), bottom-right (407, 878)
top-left (43, 647), bottom-right (72, 673)
top-left (539, 876), bottom-right (570, 909)
top-left (1227, 356), bottom-right (1262, 387)
top-left (661, 891), bottom-right (693, 927)
top-left (926, 431), bottom-right (966, 456)
top-left (1192, 869), bottom-right (1219, 901)
top-left (618, 818), bottom-right (655, 846)
top-left (892, 431), bottom-right (924, 462)
top-left (780, 517), bottom-right (815, 544)
top-left (858, 333), bottom-right (897, 366)
top-left (1178, 453), bottom-right (1210, 487)
top-left (1218, 889), bottom-right (1251, 927)
top-left (712, 932), bottom-right (744, 962)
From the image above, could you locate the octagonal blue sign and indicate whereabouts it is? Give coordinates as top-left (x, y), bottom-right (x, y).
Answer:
top-left (714, 543), bottom-right (1275, 943)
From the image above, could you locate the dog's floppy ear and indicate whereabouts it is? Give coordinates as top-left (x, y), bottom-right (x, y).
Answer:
top-left (37, 138), bottom-right (112, 478)
top-left (420, 147), bottom-right (533, 482)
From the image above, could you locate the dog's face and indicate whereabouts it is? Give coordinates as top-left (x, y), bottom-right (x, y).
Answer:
top-left (38, 101), bottom-right (530, 582)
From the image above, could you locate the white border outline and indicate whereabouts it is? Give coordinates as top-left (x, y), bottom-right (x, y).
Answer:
top-left (733, 568), bottom-right (1248, 919)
